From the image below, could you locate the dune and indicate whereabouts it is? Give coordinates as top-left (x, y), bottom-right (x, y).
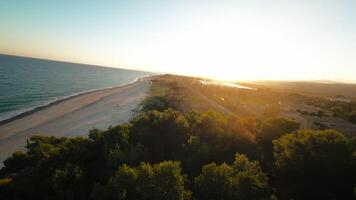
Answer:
top-left (0, 77), bottom-right (151, 163)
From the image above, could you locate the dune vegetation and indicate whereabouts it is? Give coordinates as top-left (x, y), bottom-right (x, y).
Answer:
top-left (0, 75), bottom-right (355, 200)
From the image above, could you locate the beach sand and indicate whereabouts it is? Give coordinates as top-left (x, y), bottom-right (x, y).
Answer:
top-left (0, 77), bottom-right (151, 163)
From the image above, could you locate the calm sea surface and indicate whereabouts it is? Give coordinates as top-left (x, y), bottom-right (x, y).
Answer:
top-left (0, 54), bottom-right (152, 121)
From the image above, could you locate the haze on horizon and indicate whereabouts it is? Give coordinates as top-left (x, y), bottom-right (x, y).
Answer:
top-left (1, 0), bottom-right (356, 82)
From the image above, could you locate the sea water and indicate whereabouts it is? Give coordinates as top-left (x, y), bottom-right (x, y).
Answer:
top-left (0, 54), bottom-right (152, 121)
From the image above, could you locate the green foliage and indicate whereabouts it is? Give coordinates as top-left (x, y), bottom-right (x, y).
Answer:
top-left (194, 162), bottom-right (232, 199)
top-left (130, 109), bottom-right (189, 162)
top-left (51, 163), bottom-right (86, 199)
top-left (273, 129), bottom-right (356, 199)
top-left (1, 101), bottom-right (354, 200)
top-left (187, 110), bottom-right (256, 163)
top-left (2, 151), bottom-right (30, 174)
top-left (91, 161), bottom-right (191, 200)
top-left (348, 110), bottom-right (356, 124)
top-left (256, 118), bottom-right (299, 166)
top-left (194, 153), bottom-right (269, 200)
top-left (308, 99), bottom-right (356, 124)
top-left (142, 77), bottom-right (187, 112)
top-left (257, 118), bottom-right (300, 146)
top-left (0, 136), bottom-right (92, 199)
top-left (0, 108), bottom-right (261, 199)
top-left (142, 96), bottom-right (171, 111)
top-left (181, 136), bottom-right (210, 174)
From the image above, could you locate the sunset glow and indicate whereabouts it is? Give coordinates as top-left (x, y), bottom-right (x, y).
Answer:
top-left (1, 1), bottom-right (356, 81)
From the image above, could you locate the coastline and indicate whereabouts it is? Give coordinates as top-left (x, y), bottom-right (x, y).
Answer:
top-left (0, 75), bottom-right (152, 163)
top-left (0, 75), bottom-right (151, 126)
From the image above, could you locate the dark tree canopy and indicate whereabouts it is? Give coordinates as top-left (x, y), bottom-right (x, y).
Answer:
top-left (273, 129), bottom-right (356, 199)
top-left (0, 109), bottom-right (260, 200)
top-left (256, 118), bottom-right (299, 165)
top-left (130, 109), bottom-right (189, 162)
top-left (0, 106), bottom-right (354, 200)
top-left (91, 161), bottom-right (191, 200)
top-left (194, 153), bottom-right (270, 200)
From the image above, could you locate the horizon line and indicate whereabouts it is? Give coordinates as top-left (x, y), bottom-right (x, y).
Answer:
top-left (1, 53), bottom-right (356, 84)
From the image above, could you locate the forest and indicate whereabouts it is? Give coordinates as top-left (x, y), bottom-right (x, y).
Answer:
top-left (0, 75), bottom-right (355, 200)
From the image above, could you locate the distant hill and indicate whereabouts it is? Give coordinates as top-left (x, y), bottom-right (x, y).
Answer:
top-left (247, 81), bottom-right (356, 99)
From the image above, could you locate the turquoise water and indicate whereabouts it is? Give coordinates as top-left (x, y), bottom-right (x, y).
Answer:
top-left (0, 54), bottom-right (152, 121)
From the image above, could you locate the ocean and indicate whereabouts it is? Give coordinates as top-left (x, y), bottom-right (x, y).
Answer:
top-left (0, 54), bottom-right (152, 122)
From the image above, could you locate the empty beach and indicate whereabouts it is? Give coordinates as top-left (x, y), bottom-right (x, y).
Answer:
top-left (0, 77), bottom-right (150, 163)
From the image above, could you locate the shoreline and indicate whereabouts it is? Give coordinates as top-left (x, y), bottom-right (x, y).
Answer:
top-left (0, 76), bottom-right (152, 163)
top-left (0, 75), bottom-right (151, 126)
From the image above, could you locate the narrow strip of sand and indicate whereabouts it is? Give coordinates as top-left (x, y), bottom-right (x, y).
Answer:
top-left (0, 77), bottom-right (151, 163)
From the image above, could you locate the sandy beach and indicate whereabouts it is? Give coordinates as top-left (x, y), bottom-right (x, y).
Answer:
top-left (0, 77), bottom-right (151, 163)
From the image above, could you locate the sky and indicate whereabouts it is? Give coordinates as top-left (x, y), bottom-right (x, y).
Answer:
top-left (1, 0), bottom-right (356, 81)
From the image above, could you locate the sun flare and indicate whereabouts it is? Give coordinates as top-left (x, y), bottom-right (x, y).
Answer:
top-left (118, 9), bottom-right (329, 81)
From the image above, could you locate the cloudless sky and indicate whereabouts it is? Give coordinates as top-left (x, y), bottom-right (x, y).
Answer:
top-left (1, 0), bottom-right (356, 81)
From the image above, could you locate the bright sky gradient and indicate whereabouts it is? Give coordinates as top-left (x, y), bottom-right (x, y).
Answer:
top-left (1, 0), bottom-right (356, 81)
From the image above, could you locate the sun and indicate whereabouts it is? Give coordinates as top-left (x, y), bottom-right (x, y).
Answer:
top-left (118, 9), bottom-right (310, 81)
